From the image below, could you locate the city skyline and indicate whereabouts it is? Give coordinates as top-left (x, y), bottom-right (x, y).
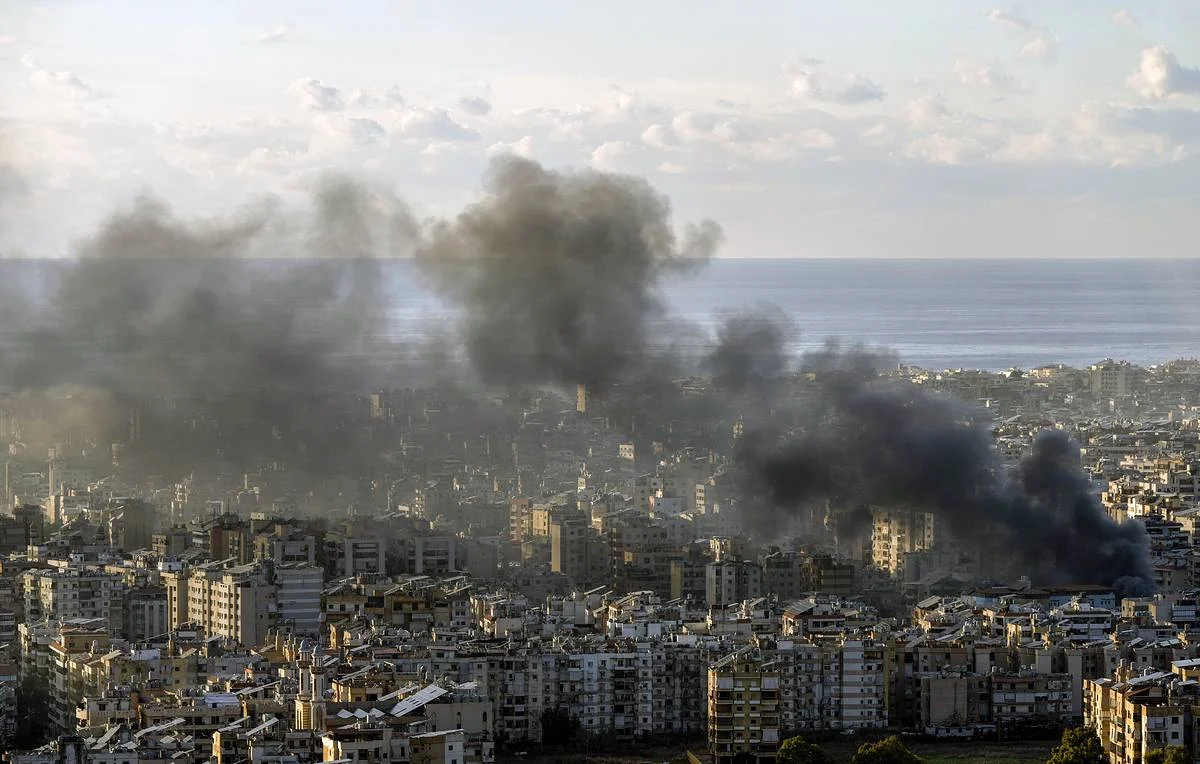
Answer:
top-left (2, 1), bottom-right (1200, 258)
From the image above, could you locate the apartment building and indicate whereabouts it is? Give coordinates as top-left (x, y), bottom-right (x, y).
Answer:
top-left (185, 563), bottom-right (277, 646)
top-left (706, 560), bottom-right (763, 608)
top-left (871, 507), bottom-right (947, 578)
top-left (22, 568), bottom-right (122, 633)
top-left (1085, 663), bottom-right (1200, 764)
top-left (707, 648), bottom-right (781, 764)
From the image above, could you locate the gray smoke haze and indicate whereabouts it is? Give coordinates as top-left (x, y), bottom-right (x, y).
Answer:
top-left (416, 155), bottom-right (724, 391)
top-left (705, 306), bottom-right (794, 394)
top-left (1, 174), bottom-right (417, 394)
top-left (737, 343), bottom-right (1154, 597)
top-left (0, 154), bottom-right (1156, 595)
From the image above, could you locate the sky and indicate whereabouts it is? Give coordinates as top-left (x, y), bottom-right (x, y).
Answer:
top-left (2, 1), bottom-right (1200, 258)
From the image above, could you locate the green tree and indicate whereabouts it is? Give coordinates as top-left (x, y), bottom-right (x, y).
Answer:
top-left (850, 736), bottom-right (922, 764)
top-left (778, 735), bottom-right (830, 764)
top-left (1046, 727), bottom-right (1106, 764)
top-left (1145, 746), bottom-right (1190, 764)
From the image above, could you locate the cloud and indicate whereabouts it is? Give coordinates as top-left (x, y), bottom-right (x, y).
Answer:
top-left (347, 86), bottom-right (404, 109)
top-left (312, 115), bottom-right (386, 150)
top-left (487, 136), bottom-right (534, 159)
top-left (0, 35), bottom-right (16, 45)
top-left (904, 95), bottom-right (952, 129)
top-left (22, 55), bottom-right (100, 99)
top-left (457, 95), bottom-right (492, 116)
top-left (791, 67), bottom-right (885, 104)
top-left (903, 134), bottom-right (987, 166)
top-left (289, 78), bottom-right (344, 112)
top-left (1128, 46), bottom-right (1200, 100)
top-left (671, 111), bottom-right (759, 143)
top-left (589, 140), bottom-right (633, 171)
top-left (954, 56), bottom-right (1020, 91)
top-left (1115, 10), bottom-right (1140, 27)
top-left (396, 108), bottom-right (480, 142)
top-left (250, 24), bottom-right (294, 44)
top-left (987, 7), bottom-right (1060, 63)
top-left (641, 124), bottom-right (680, 149)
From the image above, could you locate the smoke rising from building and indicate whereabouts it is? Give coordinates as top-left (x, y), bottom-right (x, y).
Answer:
top-left (416, 156), bottom-right (724, 391)
top-left (0, 155), bottom-right (1154, 593)
top-left (1, 174), bottom-right (417, 394)
top-left (736, 343), bottom-right (1155, 597)
top-left (704, 306), bottom-right (794, 394)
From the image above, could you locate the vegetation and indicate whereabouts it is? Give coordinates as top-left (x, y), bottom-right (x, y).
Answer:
top-left (13, 677), bottom-right (53, 750)
top-left (1045, 727), bottom-right (1106, 764)
top-left (538, 706), bottom-right (581, 748)
top-left (850, 735), bottom-right (923, 764)
top-left (1145, 747), bottom-right (1190, 764)
top-left (778, 735), bottom-right (830, 764)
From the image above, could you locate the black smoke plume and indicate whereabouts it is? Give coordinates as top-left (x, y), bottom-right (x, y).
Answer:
top-left (739, 344), bottom-right (1154, 597)
top-left (416, 156), bottom-right (723, 391)
top-left (705, 306), bottom-right (794, 394)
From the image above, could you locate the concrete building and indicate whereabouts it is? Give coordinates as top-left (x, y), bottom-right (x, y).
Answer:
top-left (707, 649), bottom-right (781, 764)
top-left (871, 507), bottom-right (948, 578)
top-left (186, 563), bottom-right (277, 646)
top-left (1086, 663), bottom-right (1200, 764)
top-left (705, 560), bottom-right (762, 608)
top-left (275, 563), bottom-right (323, 636)
top-left (22, 568), bottom-right (121, 628)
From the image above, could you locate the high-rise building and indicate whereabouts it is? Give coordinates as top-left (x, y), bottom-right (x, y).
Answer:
top-left (707, 649), bottom-right (780, 763)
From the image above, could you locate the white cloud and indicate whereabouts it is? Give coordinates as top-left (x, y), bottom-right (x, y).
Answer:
top-left (347, 86), bottom-right (404, 109)
top-left (312, 115), bottom-right (386, 150)
top-left (457, 95), bottom-right (493, 116)
top-left (904, 95), bottom-right (951, 129)
top-left (0, 35), bottom-right (16, 45)
top-left (860, 123), bottom-right (897, 147)
top-left (396, 108), bottom-right (480, 142)
top-left (903, 134), bottom-right (987, 165)
top-left (987, 8), bottom-right (1060, 63)
top-left (658, 161), bottom-right (686, 174)
top-left (1128, 46), bottom-right (1200, 100)
top-left (641, 124), bottom-right (679, 149)
top-left (735, 129), bottom-right (837, 161)
top-left (288, 78), bottom-right (345, 112)
top-left (236, 148), bottom-right (307, 176)
top-left (953, 56), bottom-right (1020, 91)
top-left (487, 136), bottom-right (534, 158)
top-left (1114, 10), bottom-right (1140, 27)
top-left (589, 141), bottom-right (633, 171)
top-left (671, 111), bottom-right (758, 143)
top-left (22, 55), bottom-right (100, 99)
top-left (250, 24), bottom-right (294, 44)
top-left (791, 67), bottom-right (885, 104)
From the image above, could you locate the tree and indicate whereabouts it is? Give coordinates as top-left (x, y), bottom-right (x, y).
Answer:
top-left (778, 735), bottom-right (829, 764)
top-left (1046, 727), bottom-right (1106, 764)
top-left (539, 706), bottom-right (580, 748)
top-left (1146, 747), bottom-right (1190, 764)
top-left (13, 676), bottom-right (52, 750)
top-left (850, 736), bottom-right (922, 764)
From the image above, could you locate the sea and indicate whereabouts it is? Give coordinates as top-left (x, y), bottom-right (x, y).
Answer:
top-left (2, 258), bottom-right (1197, 374)
top-left (388, 259), bottom-right (1200, 372)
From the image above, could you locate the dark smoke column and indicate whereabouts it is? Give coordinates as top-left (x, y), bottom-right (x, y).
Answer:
top-left (416, 156), bottom-right (723, 391)
top-left (742, 350), bottom-right (1156, 598)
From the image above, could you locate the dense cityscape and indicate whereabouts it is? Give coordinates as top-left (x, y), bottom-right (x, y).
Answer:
top-left (0, 356), bottom-right (1198, 764)
top-left (5, 5), bottom-right (1200, 762)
